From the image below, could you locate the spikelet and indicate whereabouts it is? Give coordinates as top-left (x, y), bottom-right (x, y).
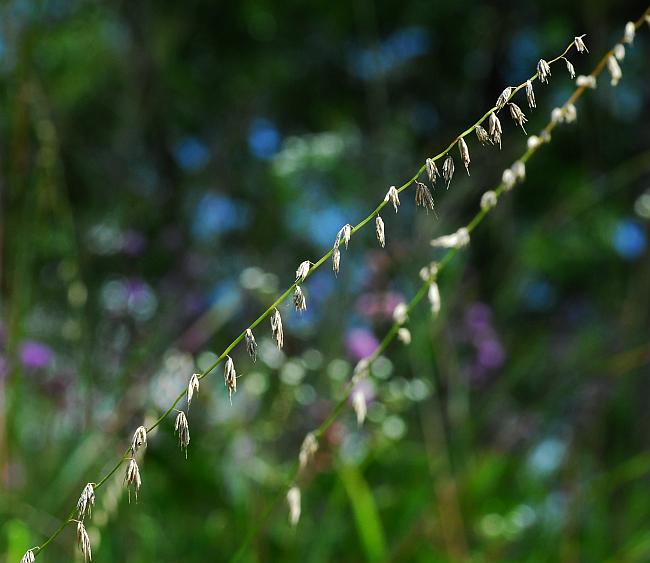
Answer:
top-left (430, 227), bottom-right (470, 249)
top-left (131, 426), bottom-right (147, 454)
top-left (187, 373), bottom-right (200, 408)
top-left (623, 21), bottom-right (635, 44)
top-left (352, 390), bottom-right (367, 426)
top-left (293, 285), bottom-right (307, 312)
top-left (442, 155), bottom-right (455, 188)
top-left (299, 432), bottom-right (318, 470)
top-left (332, 247), bottom-right (341, 275)
top-left (495, 86), bottom-right (512, 110)
top-left (295, 260), bottom-right (311, 282)
top-left (525, 80), bottom-right (536, 109)
top-left (425, 158), bottom-right (439, 185)
top-left (475, 125), bottom-right (491, 145)
top-left (270, 308), bottom-right (284, 349)
top-left (414, 181), bottom-right (435, 212)
top-left (428, 282), bottom-right (441, 316)
top-left (174, 411), bottom-right (190, 458)
top-left (508, 102), bottom-right (528, 133)
top-left (480, 190), bottom-right (498, 211)
top-left (574, 35), bottom-right (588, 53)
top-left (287, 486), bottom-right (301, 526)
top-left (458, 138), bottom-right (470, 175)
top-left (488, 112), bottom-right (502, 148)
top-left (563, 57), bottom-right (576, 79)
top-left (245, 328), bottom-right (257, 362)
top-left (607, 55), bottom-right (622, 86)
top-left (375, 215), bottom-right (385, 248)
top-left (537, 59), bottom-right (551, 83)
top-left (224, 356), bottom-right (238, 403)
top-left (76, 521), bottom-right (92, 561)
top-left (576, 75), bottom-right (597, 88)
top-left (397, 327), bottom-right (412, 345)
top-left (335, 224), bottom-right (352, 249)
top-left (502, 168), bottom-right (516, 191)
top-left (393, 303), bottom-right (408, 325)
top-left (124, 458), bottom-right (142, 503)
top-left (384, 185), bottom-right (400, 213)
top-left (20, 549), bottom-right (36, 563)
top-left (76, 483), bottom-right (95, 520)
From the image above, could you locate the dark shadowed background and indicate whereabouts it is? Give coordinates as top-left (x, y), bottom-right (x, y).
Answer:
top-left (1, 0), bottom-right (650, 561)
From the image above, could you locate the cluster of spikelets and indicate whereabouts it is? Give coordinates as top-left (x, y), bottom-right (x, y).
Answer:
top-left (20, 14), bottom-right (649, 563)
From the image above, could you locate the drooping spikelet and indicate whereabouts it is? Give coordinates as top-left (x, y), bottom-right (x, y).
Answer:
top-left (270, 308), bottom-right (284, 349)
top-left (174, 411), bottom-right (190, 458)
top-left (245, 328), bottom-right (257, 362)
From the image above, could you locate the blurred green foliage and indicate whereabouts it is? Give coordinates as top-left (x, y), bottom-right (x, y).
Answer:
top-left (1, 0), bottom-right (649, 561)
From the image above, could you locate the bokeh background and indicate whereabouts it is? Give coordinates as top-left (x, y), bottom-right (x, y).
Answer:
top-left (2, 0), bottom-right (650, 561)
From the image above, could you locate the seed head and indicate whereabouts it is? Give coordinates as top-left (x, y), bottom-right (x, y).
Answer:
top-left (397, 327), bottom-right (411, 345)
top-left (76, 521), bottom-right (92, 562)
top-left (224, 356), bottom-right (237, 403)
top-left (563, 57), bottom-right (576, 79)
top-left (512, 160), bottom-right (526, 182)
top-left (475, 125), bottom-right (491, 145)
top-left (20, 549), bottom-right (36, 563)
top-left (607, 55), bottom-right (622, 86)
top-left (495, 86), bottom-right (512, 110)
top-left (502, 168), bottom-right (516, 191)
top-left (551, 107), bottom-right (564, 124)
top-left (352, 390), bottom-right (367, 426)
top-left (393, 302), bottom-right (408, 325)
top-left (287, 486), bottom-right (301, 526)
top-left (384, 185), bottom-right (400, 213)
top-left (295, 260), bottom-right (311, 282)
top-left (174, 411), bottom-right (190, 458)
top-left (419, 262), bottom-right (438, 282)
top-left (537, 59), bottom-right (551, 83)
top-left (124, 458), bottom-right (142, 503)
top-left (614, 43), bottom-right (625, 61)
top-left (76, 483), bottom-right (96, 520)
top-left (425, 158), bottom-right (439, 185)
top-left (428, 282), bottom-right (441, 316)
top-left (375, 215), bottom-right (385, 248)
top-left (574, 35), bottom-right (588, 53)
top-left (525, 80), bottom-right (536, 109)
top-left (187, 373), bottom-right (200, 408)
top-left (527, 135), bottom-right (541, 150)
top-left (576, 75), bottom-right (597, 88)
top-left (564, 103), bottom-right (577, 123)
top-left (270, 308), bottom-right (284, 349)
top-left (131, 426), bottom-right (147, 454)
top-left (430, 227), bottom-right (470, 249)
top-left (442, 155), bottom-right (455, 188)
top-left (299, 432), bottom-right (318, 470)
top-left (332, 247), bottom-right (341, 275)
top-left (293, 285), bottom-right (307, 312)
top-left (623, 21), bottom-right (635, 44)
top-left (458, 138), bottom-right (470, 175)
top-left (335, 224), bottom-right (352, 249)
top-left (245, 328), bottom-right (257, 362)
top-left (480, 190), bottom-right (498, 211)
top-left (414, 181), bottom-right (435, 212)
top-left (508, 102), bottom-right (527, 134)
top-left (488, 112), bottom-right (502, 148)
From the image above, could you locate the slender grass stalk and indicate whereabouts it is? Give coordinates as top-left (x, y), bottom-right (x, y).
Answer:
top-left (24, 6), bottom-right (650, 560)
top-left (229, 9), bottom-right (650, 561)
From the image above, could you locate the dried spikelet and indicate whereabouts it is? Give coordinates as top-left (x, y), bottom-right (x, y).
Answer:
top-left (414, 181), bottom-right (434, 212)
top-left (393, 302), bottom-right (408, 325)
top-left (270, 308), bottom-right (284, 349)
top-left (425, 158), bottom-right (439, 185)
top-left (131, 426), bottom-right (147, 454)
top-left (245, 328), bottom-right (257, 362)
top-left (124, 458), bottom-right (142, 502)
top-left (502, 168), bottom-right (516, 191)
top-left (564, 103), bottom-right (577, 123)
top-left (293, 285), bottom-right (307, 312)
top-left (607, 55), bottom-right (622, 86)
top-left (495, 86), bottom-right (512, 110)
top-left (332, 247), bottom-right (341, 275)
top-left (576, 75), bottom-right (597, 88)
top-left (475, 125), bottom-right (491, 145)
top-left (287, 486), bottom-right (301, 526)
top-left (614, 43), bottom-right (625, 61)
top-left (488, 112), bottom-right (502, 148)
top-left (76, 483), bottom-right (95, 520)
top-left (458, 138), bottom-right (470, 175)
top-left (299, 432), bottom-right (318, 470)
top-left (563, 57), bottom-right (576, 79)
top-left (76, 521), bottom-right (92, 561)
top-left (512, 160), bottom-right (526, 182)
top-left (508, 103), bottom-right (527, 133)
top-left (397, 327), bottom-right (411, 345)
top-left (224, 356), bottom-right (237, 403)
top-left (384, 185), bottom-right (400, 213)
top-left (187, 373), bottom-right (200, 408)
top-left (480, 190), bottom-right (498, 211)
top-left (174, 411), bottom-right (190, 458)
top-left (428, 282), bottom-right (441, 316)
top-left (525, 80), bottom-right (536, 109)
top-left (574, 35), bottom-right (588, 53)
top-left (527, 135), bottom-right (541, 150)
top-left (295, 260), bottom-right (311, 282)
top-left (430, 227), bottom-right (470, 249)
top-left (20, 549), bottom-right (36, 563)
top-left (375, 215), bottom-right (385, 248)
top-left (623, 21), bottom-right (635, 44)
top-left (442, 155), bottom-right (455, 188)
top-left (335, 224), bottom-right (352, 249)
top-left (537, 59), bottom-right (551, 83)
top-left (352, 390), bottom-right (367, 426)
